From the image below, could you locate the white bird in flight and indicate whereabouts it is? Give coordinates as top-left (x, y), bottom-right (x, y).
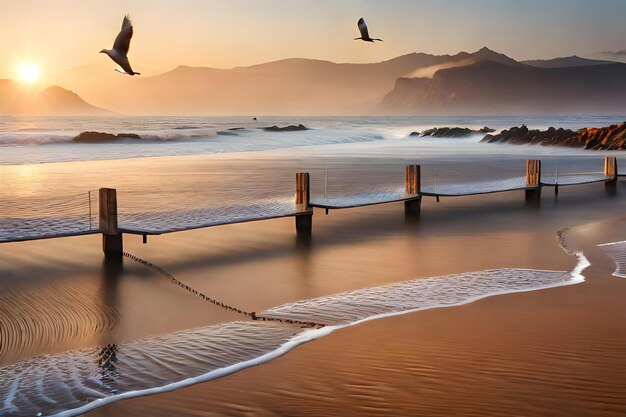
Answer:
top-left (354, 18), bottom-right (383, 43)
top-left (100, 15), bottom-right (140, 75)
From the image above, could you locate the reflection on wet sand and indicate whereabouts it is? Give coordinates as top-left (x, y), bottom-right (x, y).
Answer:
top-left (0, 260), bottom-right (122, 366)
top-left (1, 156), bottom-right (626, 416)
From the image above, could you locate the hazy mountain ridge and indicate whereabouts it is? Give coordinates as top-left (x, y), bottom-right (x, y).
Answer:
top-left (37, 47), bottom-right (626, 115)
top-left (382, 58), bottom-right (626, 115)
top-left (48, 52), bottom-right (474, 115)
top-left (522, 55), bottom-right (615, 68)
top-left (0, 80), bottom-right (108, 115)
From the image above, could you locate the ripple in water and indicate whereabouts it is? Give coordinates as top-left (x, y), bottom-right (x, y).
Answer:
top-left (262, 268), bottom-right (583, 325)
top-left (0, 253), bottom-right (588, 417)
top-left (0, 322), bottom-right (302, 417)
top-left (0, 280), bottom-right (121, 365)
top-left (598, 240), bottom-right (626, 278)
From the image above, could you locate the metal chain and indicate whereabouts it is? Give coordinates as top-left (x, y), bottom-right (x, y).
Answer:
top-left (123, 252), bottom-right (324, 328)
top-left (556, 228), bottom-right (575, 256)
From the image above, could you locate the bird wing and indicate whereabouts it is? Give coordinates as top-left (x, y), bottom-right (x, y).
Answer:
top-left (116, 55), bottom-right (136, 75)
top-left (113, 14), bottom-right (134, 55)
top-left (357, 18), bottom-right (370, 39)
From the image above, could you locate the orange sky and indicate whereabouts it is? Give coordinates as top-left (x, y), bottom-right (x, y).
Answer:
top-left (1, 0), bottom-right (626, 82)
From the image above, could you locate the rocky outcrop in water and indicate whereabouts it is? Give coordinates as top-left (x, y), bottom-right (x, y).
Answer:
top-left (73, 131), bottom-right (141, 143)
top-left (411, 126), bottom-right (494, 137)
top-left (481, 122), bottom-right (626, 150)
top-left (481, 126), bottom-right (577, 146)
top-left (579, 123), bottom-right (626, 150)
top-left (263, 124), bottom-right (308, 132)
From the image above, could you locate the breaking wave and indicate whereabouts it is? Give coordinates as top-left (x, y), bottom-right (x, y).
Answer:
top-left (0, 132), bottom-right (220, 146)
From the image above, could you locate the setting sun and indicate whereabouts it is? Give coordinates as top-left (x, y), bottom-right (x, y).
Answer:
top-left (16, 63), bottom-right (41, 84)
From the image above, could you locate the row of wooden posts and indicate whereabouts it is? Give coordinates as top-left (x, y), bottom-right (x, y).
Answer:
top-left (99, 157), bottom-right (618, 258)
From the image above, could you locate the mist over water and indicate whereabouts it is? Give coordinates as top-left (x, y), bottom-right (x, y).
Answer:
top-left (1, 115), bottom-right (625, 165)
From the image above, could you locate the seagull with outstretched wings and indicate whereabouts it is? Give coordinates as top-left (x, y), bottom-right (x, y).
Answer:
top-left (100, 15), bottom-right (140, 75)
top-left (354, 18), bottom-right (383, 43)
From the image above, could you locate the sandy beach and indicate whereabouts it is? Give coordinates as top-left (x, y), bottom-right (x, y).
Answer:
top-left (5, 1), bottom-right (626, 414)
top-left (2, 149), bottom-right (626, 416)
top-left (86, 208), bottom-right (626, 417)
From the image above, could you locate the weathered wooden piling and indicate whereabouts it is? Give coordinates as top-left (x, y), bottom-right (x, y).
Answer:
top-left (525, 160), bottom-right (542, 203)
top-left (295, 172), bottom-right (312, 236)
top-left (99, 188), bottom-right (123, 258)
top-left (604, 156), bottom-right (618, 192)
top-left (404, 164), bottom-right (422, 216)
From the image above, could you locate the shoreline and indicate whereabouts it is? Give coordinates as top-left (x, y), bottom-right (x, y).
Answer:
top-left (2, 114), bottom-right (626, 167)
top-left (2, 154), bottom-right (626, 416)
top-left (86, 215), bottom-right (626, 417)
top-left (2, 226), bottom-right (590, 417)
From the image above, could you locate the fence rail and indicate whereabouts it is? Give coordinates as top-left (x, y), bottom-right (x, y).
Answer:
top-left (0, 157), bottom-right (619, 254)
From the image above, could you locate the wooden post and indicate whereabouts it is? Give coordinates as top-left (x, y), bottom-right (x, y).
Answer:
top-left (404, 164), bottom-right (422, 216)
top-left (99, 188), bottom-right (123, 258)
top-left (295, 173), bottom-right (312, 236)
top-left (405, 165), bottom-right (421, 194)
top-left (604, 156), bottom-right (617, 178)
top-left (605, 156), bottom-right (618, 192)
top-left (525, 160), bottom-right (542, 204)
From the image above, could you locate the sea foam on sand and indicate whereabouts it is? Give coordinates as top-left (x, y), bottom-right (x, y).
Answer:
top-left (0, 245), bottom-right (589, 417)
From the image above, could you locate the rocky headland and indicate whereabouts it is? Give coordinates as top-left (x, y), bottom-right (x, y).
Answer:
top-left (481, 122), bottom-right (626, 150)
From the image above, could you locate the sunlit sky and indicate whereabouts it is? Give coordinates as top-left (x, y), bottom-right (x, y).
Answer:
top-left (1, 0), bottom-right (626, 80)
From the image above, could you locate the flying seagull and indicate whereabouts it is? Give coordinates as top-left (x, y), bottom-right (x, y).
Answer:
top-left (354, 18), bottom-right (383, 43)
top-left (100, 15), bottom-right (140, 75)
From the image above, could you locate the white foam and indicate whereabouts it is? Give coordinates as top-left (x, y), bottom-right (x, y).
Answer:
top-left (2, 378), bottom-right (19, 414)
top-left (2, 250), bottom-right (589, 417)
top-left (598, 240), bottom-right (626, 278)
top-left (48, 326), bottom-right (337, 417)
top-left (263, 266), bottom-right (586, 325)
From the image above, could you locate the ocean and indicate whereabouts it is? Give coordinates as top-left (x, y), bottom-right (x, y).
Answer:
top-left (1, 115), bottom-right (625, 165)
top-left (1, 114), bottom-right (626, 416)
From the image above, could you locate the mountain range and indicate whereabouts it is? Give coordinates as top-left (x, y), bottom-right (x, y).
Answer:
top-left (0, 80), bottom-right (107, 115)
top-left (382, 49), bottom-right (626, 115)
top-left (7, 47), bottom-right (626, 115)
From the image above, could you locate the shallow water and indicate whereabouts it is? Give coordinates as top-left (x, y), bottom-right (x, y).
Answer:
top-left (0, 153), bottom-right (618, 242)
top-left (2, 177), bottom-right (624, 415)
top-left (0, 321), bottom-right (301, 417)
top-left (0, 247), bottom-right (587, 417)
top-left (598, 240), bottom-right (626, 278)
top-left (78, 217), bottom-right (626, 417)
top-left (2, 116), bottom-right (626, 416)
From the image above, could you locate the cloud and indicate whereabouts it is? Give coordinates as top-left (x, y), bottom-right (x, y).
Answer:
top-left (599, 50), bottom-right (626, 56)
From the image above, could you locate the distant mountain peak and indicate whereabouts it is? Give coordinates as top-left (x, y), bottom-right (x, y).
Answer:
top-left (41, 85), bottom-right (78, 95)
top-left (0, 81), bottom-right (108, 115)
top-left (469, 47), bottom-right (521, 66)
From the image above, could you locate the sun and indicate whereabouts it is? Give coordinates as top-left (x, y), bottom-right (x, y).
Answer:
top-left (16, 63), bottom-right (41, 85)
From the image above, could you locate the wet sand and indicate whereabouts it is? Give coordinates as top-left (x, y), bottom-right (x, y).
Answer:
top-left (87, 215), bottom-right (626, 417)
top-left (2, 153), bottom-right (626, 416)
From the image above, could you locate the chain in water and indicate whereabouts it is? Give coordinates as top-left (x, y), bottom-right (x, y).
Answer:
top-left (123, 252), bottom-right (325, 328)
top-left (556, 228), bottom-right (575, 256)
